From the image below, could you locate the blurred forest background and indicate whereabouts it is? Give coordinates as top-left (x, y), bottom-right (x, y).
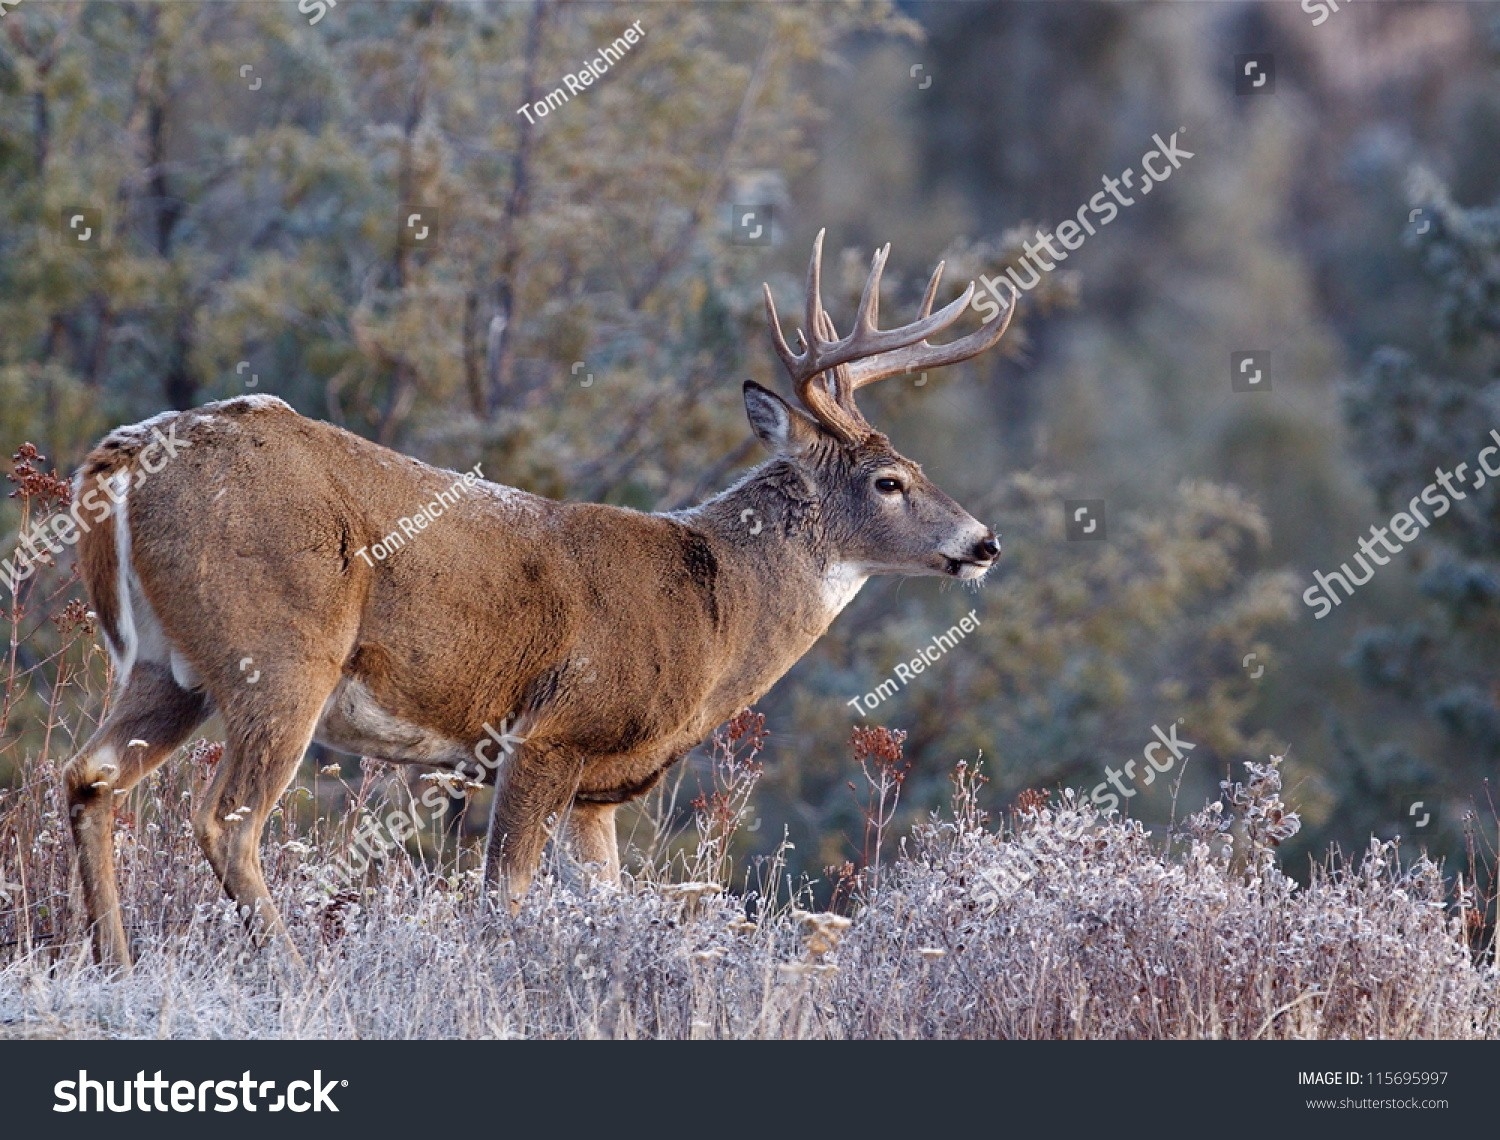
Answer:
top-left (2, 0), bottom-right (1498, 894)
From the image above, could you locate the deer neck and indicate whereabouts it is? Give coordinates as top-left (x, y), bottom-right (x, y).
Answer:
top-left (670, 460), bottom-right (868, 642)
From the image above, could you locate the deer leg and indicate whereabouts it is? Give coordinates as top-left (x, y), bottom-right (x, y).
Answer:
top-left (63, 662), bottom-right (211, 970)
top-left (482, 743), bottom-right (582, 912)
top-left (566, 801), bottom-right (621, 885)
top-left (194, 683), bottom-right (335, 968)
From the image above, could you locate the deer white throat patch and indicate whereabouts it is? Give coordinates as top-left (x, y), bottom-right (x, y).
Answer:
top-left (821, 563), bottom-right (870, 614)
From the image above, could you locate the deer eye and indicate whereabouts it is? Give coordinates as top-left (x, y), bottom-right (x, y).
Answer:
top-left (874, 476), bottom-right (905, 496)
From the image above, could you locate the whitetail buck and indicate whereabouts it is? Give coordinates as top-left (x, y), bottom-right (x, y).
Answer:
top-left (62, 231), bottom-right (1012, 967)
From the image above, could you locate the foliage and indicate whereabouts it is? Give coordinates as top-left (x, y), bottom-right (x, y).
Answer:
top-left (1340, 172), bottom-right (1500, 852)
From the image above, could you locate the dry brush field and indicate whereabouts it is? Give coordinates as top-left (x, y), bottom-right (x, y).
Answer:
top-left (2, 708), bottom-right (1496, 1039)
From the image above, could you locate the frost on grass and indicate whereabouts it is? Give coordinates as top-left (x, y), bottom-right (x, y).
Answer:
top-left (1, 733), bottom-right (1495, 1039)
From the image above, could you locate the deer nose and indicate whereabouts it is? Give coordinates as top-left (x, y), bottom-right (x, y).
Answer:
top-left (974, 534), bottom-right (1001, 561)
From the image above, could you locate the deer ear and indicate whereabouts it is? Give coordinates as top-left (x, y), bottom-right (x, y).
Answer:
top-left (743, 381), bottom-right (821, 457)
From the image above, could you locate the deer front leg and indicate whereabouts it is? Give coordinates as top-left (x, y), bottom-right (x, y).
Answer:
top-left (482, 743), bottom-right (581, 913)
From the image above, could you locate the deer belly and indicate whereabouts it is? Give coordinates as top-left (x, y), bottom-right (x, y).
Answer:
top-left (314, 678), bottom-right (472, 765)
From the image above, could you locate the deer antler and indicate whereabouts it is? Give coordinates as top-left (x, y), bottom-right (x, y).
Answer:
top-left (762, 229), bottom-right (1015, 441)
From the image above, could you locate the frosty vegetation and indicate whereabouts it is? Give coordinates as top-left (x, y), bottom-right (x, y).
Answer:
top-left (2, 721), bottom-right (1494, 1040)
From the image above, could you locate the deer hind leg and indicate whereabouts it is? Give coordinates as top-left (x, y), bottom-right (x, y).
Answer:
top-left (482, 743), bottom-right (583, 912)
top-left (194, 676), bottom-right (338, 967)
top-left (566, 801), bottom-right (621, 886)
top-left (63, 662), bottom-right (211, 970)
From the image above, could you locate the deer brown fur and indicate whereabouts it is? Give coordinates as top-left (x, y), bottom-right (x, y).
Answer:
top-left (61, 232), bottom-right (1013, 968)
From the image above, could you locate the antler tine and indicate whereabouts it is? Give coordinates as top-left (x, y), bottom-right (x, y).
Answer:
top-left (762, 227), bottom-right (831, 373)
top-left (917, 261), bottom-right (944, 320)
top-left (813, 306), bottom-right (839, 349)
top-left (804, 228), bottom-right (827, 362)
top-left (853, 244), bottom-right (891, 335)
top-left (842, 283), bottom-right (1014, 391)
top-left (762, 282), bottom-right (798, 374)
top-left (814, 307), bottom-right (861, 417)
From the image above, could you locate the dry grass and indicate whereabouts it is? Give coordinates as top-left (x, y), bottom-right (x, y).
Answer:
top-left (1, 726), bottom-right (1495, 1039)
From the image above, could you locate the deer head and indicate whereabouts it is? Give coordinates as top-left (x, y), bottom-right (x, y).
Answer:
top-left (747, 229), bottom-right (1014, 583)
